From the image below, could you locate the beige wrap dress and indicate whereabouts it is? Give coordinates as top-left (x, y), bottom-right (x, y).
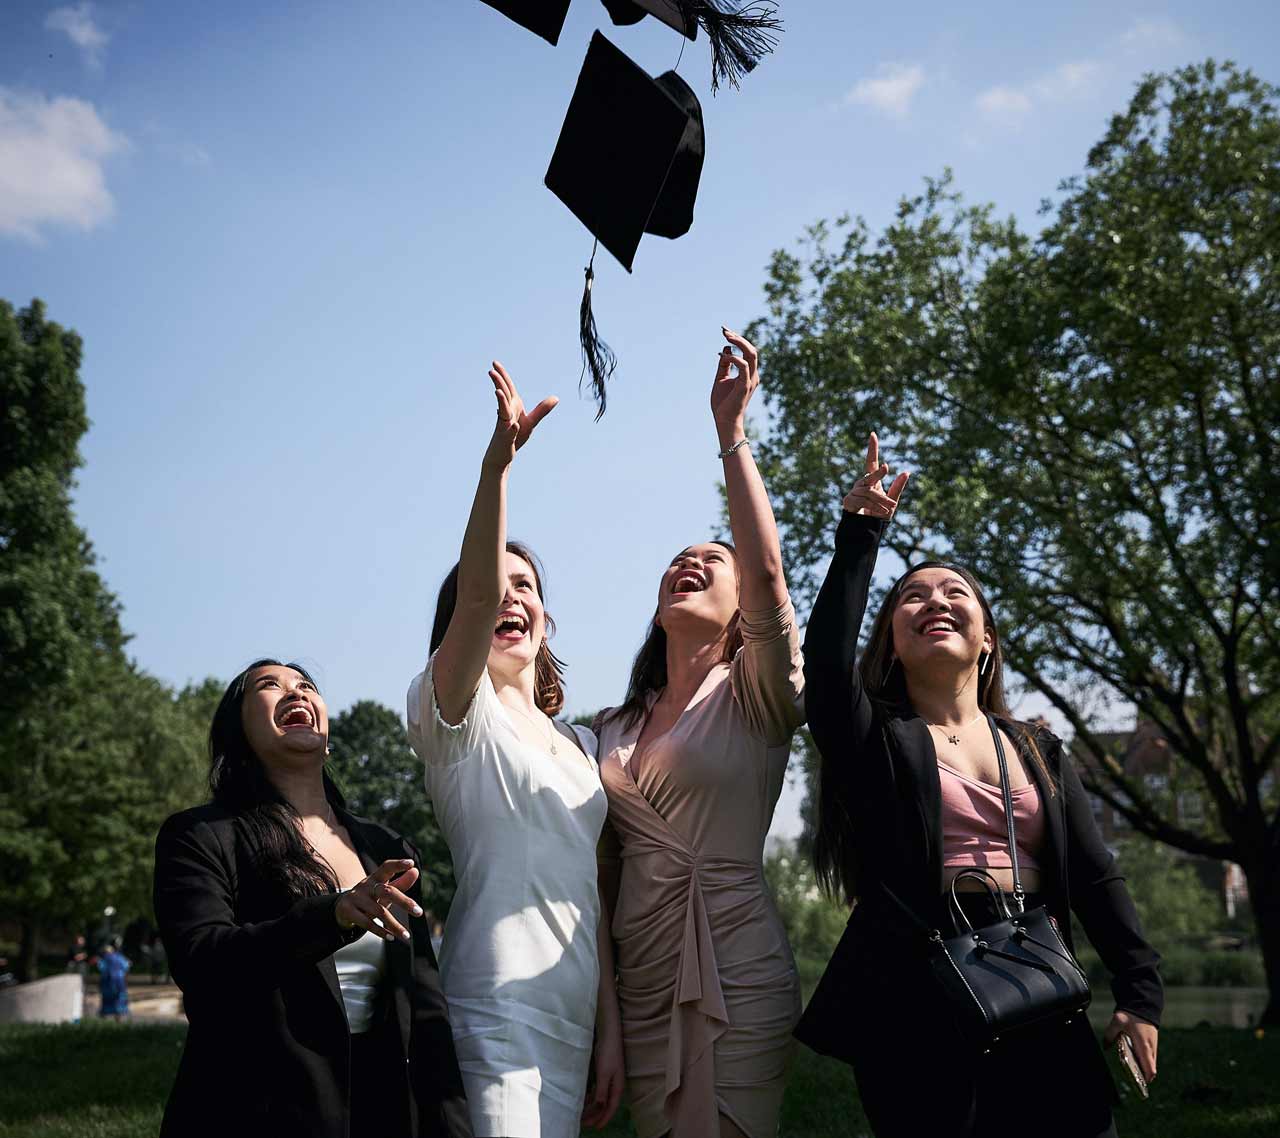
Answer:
top-left (597, 600), bottom-right (805, 1138)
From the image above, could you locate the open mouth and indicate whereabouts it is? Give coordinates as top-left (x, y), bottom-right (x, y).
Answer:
top-left (279, 704), bottom-right (315, 729)
top-left (918, 617), bottom-right (959, 637)
top-left (494, 612), bottom-right (529, 640)
top-left (671, 571), bottom-right (707, 595)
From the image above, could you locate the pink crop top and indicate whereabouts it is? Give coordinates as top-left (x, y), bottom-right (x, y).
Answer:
top-left (938, 759), bottom-right (1045, 871)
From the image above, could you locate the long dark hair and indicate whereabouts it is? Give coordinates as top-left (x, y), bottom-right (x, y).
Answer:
top-left (429, 541), bottom-right (566, 717)
top-left (605, 541), bottom-right (744, 730)
top-left (209, 658), bottom-right (343, 900)
top-left (812, 561), bottom-right (1053, 905)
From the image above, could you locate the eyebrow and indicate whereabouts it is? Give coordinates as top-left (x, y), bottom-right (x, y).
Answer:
top-left (901, 576), bottom-right (970, 593)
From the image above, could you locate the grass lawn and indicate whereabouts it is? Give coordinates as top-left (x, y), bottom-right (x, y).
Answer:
top-left (0, 1021), bottom-right (1276, 1137)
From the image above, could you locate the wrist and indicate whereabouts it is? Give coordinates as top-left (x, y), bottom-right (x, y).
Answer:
top-left (715, 420), bottom-right (746, 449)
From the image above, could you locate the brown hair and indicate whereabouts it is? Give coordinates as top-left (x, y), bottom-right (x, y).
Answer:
top-left (812, 560), bottom-right (1054, 905)
top-left (604, 541), bottom-right (743, 730)
top-left (429, 540), bottom-right (566, 717)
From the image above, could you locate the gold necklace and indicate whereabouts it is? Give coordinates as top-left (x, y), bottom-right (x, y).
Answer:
top-left (927, 711), bottom-right (986, 746)
top-left (506, 702), bottom-right (559, 755)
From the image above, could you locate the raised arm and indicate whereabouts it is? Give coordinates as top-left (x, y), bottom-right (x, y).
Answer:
top-left (713, 328), bottom-right (788, 611)
top-left (803, 433), bottom-right (909, 761)
top-left (431, 362), bottom-right (556, 724)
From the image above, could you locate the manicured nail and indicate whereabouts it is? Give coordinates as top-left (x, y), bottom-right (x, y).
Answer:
top-left (401, 931), bottom-right (411, 941)
top-left (412, 906), bottom-right (423, 917)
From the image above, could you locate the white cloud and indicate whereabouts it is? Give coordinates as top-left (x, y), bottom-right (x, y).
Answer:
top-left (45, 3), bottom-right (109, 68)
top-left (0, 88), bottom-right (128, 241)
top-left (1033, 60), bottom-right (1102, 101)
top-left (975, 85), bottom-right (1033, 120)
top-left (973, 18), bottom-right (1188, 131)
top-left (1119, 18), bottom-right (1186, 53)
top-left (845, 63), bottom-right (926, 119)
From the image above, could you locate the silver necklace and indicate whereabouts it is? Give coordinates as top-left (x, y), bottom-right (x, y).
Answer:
top-left (507, 702), bottom-right (558, 755)
top-left (927, 711), bottom-right (986, 746)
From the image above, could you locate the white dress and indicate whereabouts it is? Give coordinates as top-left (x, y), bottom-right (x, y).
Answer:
top-left (407, 658), bottom-right (607, 1138)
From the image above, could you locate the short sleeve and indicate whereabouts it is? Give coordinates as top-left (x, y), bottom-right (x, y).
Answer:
top-left (405, 654), bottom-right (500, 765)
top-left (729, 598), bottom-right (806, 745)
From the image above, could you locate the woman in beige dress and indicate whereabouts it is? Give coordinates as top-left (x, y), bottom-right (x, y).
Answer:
top-left (595, 328), bottom-right (805, 1138)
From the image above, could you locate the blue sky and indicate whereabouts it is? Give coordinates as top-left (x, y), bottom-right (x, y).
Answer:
top-left (3, 1), bottom-right (1277, 839)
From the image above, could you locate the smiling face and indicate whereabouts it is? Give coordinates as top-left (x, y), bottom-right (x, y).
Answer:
top-left (240, 663), bottom-right (329, 772)
top-left (656, 542), bottom-right (739, 637)
top-left (890, 566), bottom-right (993, 681)
top-left (487, 550), bottom-right (547, 678)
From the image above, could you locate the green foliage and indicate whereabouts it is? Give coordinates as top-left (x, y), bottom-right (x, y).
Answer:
top-left (745, 61), bottom-right (1280, 1019)
top-left (1114, 836), bottom-right (1222, 942)
top-left (326, 700), bottom-right (455, 918)
top-left (0, 300), bottom-right (124, 710)
top-left (764, 838), bottom-right (850, 963)
top-left (0, 299), bottom-right (210, 976)
top-left (0, 657), bottom-right (207, 929)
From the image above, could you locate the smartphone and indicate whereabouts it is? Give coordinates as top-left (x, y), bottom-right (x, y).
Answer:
top-left (1116, 1034), bottom-right (1149, 1099)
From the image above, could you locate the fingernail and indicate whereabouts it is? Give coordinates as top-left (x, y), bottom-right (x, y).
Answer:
top-left (401, 931), bottom-right (411, 941)
top-left (413, 906), bottom-right (423, 917)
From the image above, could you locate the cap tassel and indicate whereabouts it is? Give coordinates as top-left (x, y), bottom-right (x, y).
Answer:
top-left (579, 242), bottom-right (617, 420)
top-left (686, 2), bottom-right (782, 92)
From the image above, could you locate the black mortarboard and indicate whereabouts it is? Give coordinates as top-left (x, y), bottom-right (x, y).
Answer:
top-left (477, 0), bottom-right (572, 45)
top-left (545, 31), bottom-right (705, 416)
top-left (600, 1), bottom-right (782, 91)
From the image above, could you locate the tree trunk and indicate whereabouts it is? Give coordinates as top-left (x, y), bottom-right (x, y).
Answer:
top-left (18, 918), bottom-right (40, 984)
top-left (1245, 859), bottom-right (1280, 1027)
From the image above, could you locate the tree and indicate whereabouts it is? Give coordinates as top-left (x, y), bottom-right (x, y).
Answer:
top-left (764, 838), bottom-right (848, 964)
top-left (746, 62), bottom-right (1280, 1020)
top-left (327, 700), bottom-right (455, 918)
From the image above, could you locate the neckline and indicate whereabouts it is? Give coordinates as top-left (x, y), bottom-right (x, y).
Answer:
top-left (936, 757), bottom-right (1033, 795)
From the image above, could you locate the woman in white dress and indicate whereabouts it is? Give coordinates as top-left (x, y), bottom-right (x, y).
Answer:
top-left (406, 361), bottom-right (624, 1138)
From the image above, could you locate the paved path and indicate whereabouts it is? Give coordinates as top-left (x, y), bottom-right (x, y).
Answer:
top-left (84, 978), bottom-right (186, 1023)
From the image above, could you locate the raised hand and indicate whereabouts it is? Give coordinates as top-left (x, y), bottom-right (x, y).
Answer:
top-left (334, 858), bottom-right (423, 942)
top-left (710, 327), bottom-right (760, 433)
top-left (842, 432), bottom-right (910, 518)
top-left (483, 361), bottom-right (558, 471)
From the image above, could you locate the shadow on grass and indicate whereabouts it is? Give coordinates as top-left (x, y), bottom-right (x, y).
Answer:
top-left (0, 1021), bottom-right (183, 1138)
top-left (0, 1021), bottom-right (1276, 1137)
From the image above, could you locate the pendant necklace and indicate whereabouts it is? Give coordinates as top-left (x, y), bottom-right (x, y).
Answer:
top-left (508, 702), bottom-right (558, 755)
top-left (928, 711), bottom-right (986, 746)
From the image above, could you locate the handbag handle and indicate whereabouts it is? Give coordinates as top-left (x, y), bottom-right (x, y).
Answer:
top-left (987, 714), bottom-right (1026, 914)
top-left (947, 867), bottom-right (1011, 933)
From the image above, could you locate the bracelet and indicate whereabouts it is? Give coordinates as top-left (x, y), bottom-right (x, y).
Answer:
top-left (717, 437), bottom-right (751, 460)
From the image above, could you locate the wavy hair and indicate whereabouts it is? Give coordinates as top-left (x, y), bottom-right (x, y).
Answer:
top-left (208, 659), bottom-right (344, 900)
top-left (812, 561), bottom-right (1053, 905)
top-left (429, 541), bottom-right (566, 717)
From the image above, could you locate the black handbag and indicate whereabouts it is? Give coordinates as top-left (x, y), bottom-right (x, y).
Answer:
top-left (924, 716), bottom-right (1090, 1051)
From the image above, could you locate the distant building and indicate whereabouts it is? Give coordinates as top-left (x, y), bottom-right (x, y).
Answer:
top-left (1070, 721), bottom-right (1248, 915)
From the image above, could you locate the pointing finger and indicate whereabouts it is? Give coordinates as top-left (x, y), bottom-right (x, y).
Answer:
top-left (864, 432), bottom-right (880, 475)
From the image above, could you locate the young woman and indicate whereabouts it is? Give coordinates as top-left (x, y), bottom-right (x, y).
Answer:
top-left (797, 434), bottom-right (1163, 1138)
top-left (595, 329), bottom-right (805, 1138)
top-left (154, 660), bottom-right (470, 1138)
top-left (405, 362), bottom-right (623, 1138)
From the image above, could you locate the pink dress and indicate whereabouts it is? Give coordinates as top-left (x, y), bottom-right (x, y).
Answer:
top-left (597, 600), bottom-right (805, 1138)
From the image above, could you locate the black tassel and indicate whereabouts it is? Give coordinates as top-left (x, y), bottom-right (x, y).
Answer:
top-left (579, 243), bottom-right (617, 420)
top-left (686, 1), bottom-right (782, 93)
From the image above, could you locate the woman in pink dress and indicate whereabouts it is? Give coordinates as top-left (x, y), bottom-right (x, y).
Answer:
top-left (595, 328), bottom-right (805, 1138)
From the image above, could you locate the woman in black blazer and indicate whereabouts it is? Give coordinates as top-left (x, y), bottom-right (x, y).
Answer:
top-left (796, 437), bottom-right (1162, 1138)
top-left (154, 658), bottom-right (471, 1138)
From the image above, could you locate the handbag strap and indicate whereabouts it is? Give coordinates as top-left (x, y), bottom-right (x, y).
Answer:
top-left (987, 714), bottom-right (1025, 914)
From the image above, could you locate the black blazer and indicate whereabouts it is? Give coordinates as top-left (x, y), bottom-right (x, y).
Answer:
top-left (153, 801), bottom-right (471, 1138)
top-left (795, 512), bottom-right (1163, 1059)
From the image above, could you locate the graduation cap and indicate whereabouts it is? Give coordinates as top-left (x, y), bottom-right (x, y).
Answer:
top-left (545, 31), bottom-right (705, 417)
top-left (600, 1), bottom-right (782, 91)
top-left (477, 0), bottom-right (572, 45)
